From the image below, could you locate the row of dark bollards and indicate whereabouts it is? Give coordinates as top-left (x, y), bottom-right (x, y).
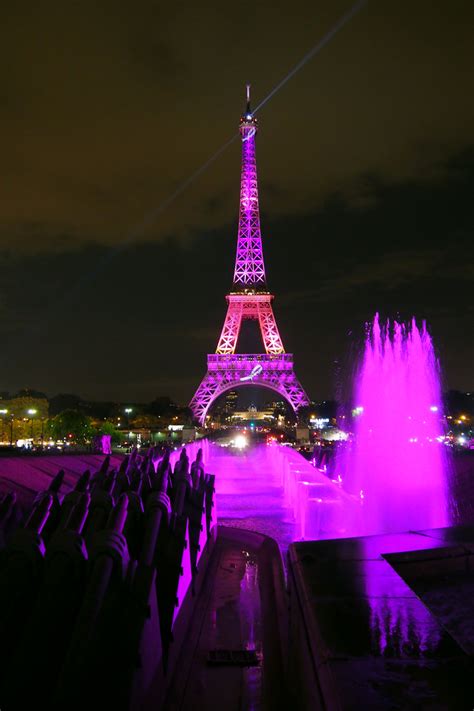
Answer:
top-left (0, 445), bottom-right (216, 710)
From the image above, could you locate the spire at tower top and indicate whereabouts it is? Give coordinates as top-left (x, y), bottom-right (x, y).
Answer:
top-left (246, 83), bottom-right (251, 116)
top-left (241, 83), bottom-right (257, 126)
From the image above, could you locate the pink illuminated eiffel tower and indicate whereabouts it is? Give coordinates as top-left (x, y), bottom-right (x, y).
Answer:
top-left (190, 87), bottom-right (310, 424)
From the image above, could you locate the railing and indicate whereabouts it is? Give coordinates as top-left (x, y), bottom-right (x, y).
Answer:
top-left (0, 444), bottom-right (217, 709)
top-left (208, 353), bottom-right (294, 366)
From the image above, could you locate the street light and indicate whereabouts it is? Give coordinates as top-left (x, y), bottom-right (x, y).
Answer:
top-left (27, 408), bottom-right (37, 442)
top-left (124, 408), bottom-right (134, 447)
top-left (0, 409), bottom-right (8, 445)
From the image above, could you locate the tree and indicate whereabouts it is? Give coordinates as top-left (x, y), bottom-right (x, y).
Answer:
top-left (148, 396), bottom-right (178, 417)
top-left (3, 396), bottom-right (49, 442)
top-left (48, 409), bottom-right (93, 444)
top-left (6, 396), bottom-right (49, 420)
top-left (130, 414), bottom-right (162, 429)
top-left (176, 406), bottom-right (194, 425)
top-left (94, 420), bottom-right (123, 444)
top-left (49, 393), bottom-right (82, 416)
top-left (15, 388), bottom-right (48, 400)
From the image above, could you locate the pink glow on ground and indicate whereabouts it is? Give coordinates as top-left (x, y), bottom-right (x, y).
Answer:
top-left (341, 314), bottom-right (449, 535)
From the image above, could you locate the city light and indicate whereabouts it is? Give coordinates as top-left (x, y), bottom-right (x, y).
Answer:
top-left (27, 409), bottom-right (37, 415)
top-left (310, 417), bottom-right (329, 428)
top-left (234, 434), bottom-right (248, 449)
top-left (430, 405), bottom-right (438, 412)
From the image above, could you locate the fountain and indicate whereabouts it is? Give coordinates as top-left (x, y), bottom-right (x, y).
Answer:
top-left (341, 313), bottom-right (449, 535)
top-left (201, 312), bottom-right (451, 546)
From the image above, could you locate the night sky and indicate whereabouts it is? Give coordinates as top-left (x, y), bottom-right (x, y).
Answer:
top-left (1, 0), bottom-right (473, 404)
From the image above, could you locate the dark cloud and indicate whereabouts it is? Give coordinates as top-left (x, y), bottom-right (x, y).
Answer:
top-left (1, 1), bottom-right (473, 251)
top-left (0, 144), bottom-right (471, 402)
top-left (290, 247), bottom-right (462, 304)
top-left (0, 1), bottom-right (472, 402)
top-left (130, 38), bottom-right (187, 83)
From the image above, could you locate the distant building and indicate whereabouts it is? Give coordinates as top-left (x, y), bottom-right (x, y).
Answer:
top-left (295, 426), bottom-right (310, 443)
top-left (230, 404), bottom-right (275, 423)
top-left (224, 390), bottom-right (238, 413)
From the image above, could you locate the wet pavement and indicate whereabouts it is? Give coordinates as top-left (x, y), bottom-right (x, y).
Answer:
top-left (288, 528), bottom-right (474, 710)
top-left (164, 537), bottom-right (265, 710)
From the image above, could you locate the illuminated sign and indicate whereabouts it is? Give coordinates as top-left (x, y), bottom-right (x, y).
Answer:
top-left (240, 364), bottom-right (263, 382)
top-left (309, 417), bottom-right (329, 428)
top-left (242, 127), bottom-right (256, 142)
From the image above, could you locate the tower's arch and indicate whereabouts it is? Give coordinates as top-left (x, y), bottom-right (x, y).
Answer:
top-left (190, 354), bottom-right (308, 426)
top-left (199, 379), bottom-right (298, 425)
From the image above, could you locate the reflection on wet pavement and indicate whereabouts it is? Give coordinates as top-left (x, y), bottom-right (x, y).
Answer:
top-left (288, 530), bottom-right (472, 709)
top-left (364, 567), bottom-right (442, 656)
top-left (166, 541), bottom-right (264, 711)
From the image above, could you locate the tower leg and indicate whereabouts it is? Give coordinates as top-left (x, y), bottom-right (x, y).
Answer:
top-left (189, 372), bottom-right (221, 426)
top-left (279, 372), bottom-right (310, 413)
top-left (216, 301), bottom-right (243, 355)
top-left (257, 301), bottom-right (284, 354)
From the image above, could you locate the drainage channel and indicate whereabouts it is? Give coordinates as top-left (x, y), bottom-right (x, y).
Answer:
top-left (164, 531), bottom-right (278, 710)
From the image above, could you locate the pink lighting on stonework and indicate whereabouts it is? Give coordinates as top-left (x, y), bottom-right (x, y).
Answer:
top-left (341, 314), bottom-right (449, 535)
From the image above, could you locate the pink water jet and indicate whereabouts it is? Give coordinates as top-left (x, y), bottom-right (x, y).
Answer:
top-left (342, 314), bottom-right (449, 535)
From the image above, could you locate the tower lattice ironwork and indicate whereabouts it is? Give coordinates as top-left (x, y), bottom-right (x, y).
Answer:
top-left (190, 87), bottom-right (310, 424)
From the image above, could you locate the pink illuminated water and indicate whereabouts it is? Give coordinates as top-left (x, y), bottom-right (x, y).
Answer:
top-left (341, 314), bottom-right (449, 535)
top-left (206, 442), bottom-right (358, 551)
top-left (182, 310), bottom-right (450, 551)
top-left (208, 443), bottom-right (297, 551)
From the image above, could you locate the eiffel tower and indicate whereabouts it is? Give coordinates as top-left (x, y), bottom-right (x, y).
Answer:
top-left (190, 87), bottom-right (310, 425)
